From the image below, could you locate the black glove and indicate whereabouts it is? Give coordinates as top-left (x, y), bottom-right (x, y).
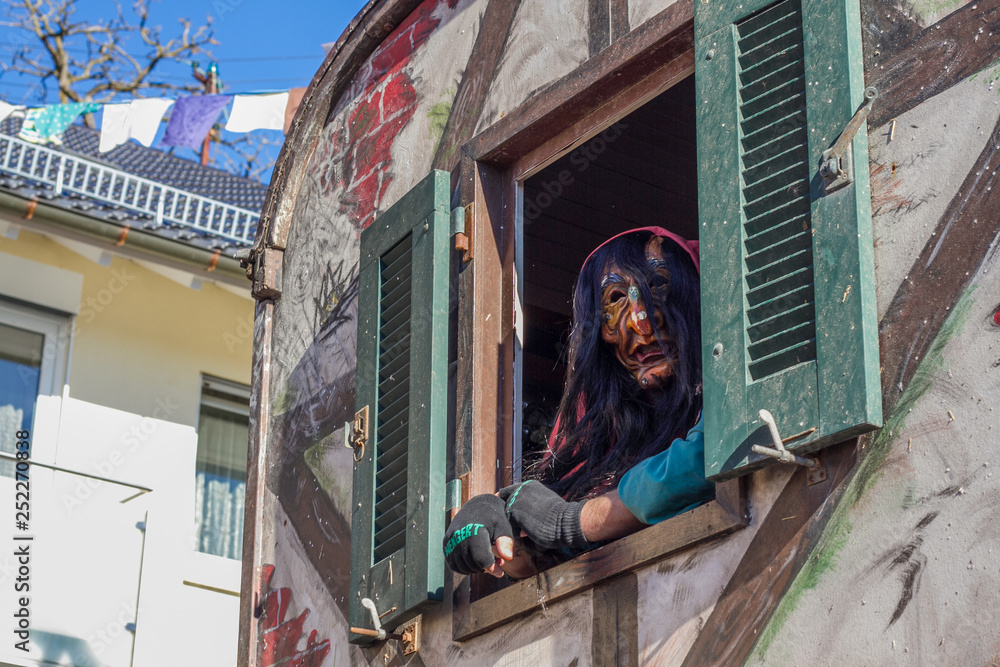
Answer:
top-left (442, 494), bottom-right (513, 574)
top-left (498, 481), bottom-right (590, 551)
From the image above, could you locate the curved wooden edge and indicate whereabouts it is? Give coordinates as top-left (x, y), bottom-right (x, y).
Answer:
top-left (253, 0), bottom-right (425, 252)
top-left (452, 478), bottom-right (748, 642)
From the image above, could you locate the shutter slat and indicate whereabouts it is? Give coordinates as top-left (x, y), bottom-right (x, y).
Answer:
top-left (740, 76), bottom-right (806, 120)
top-left (741, 127), bottom-right (804, 169)
top-left (739, 59), bottom-right (804, 104)
top-left (748, 320), bottom-right (815, 360)
top-left (747, 299), bottom-right (815, 336)
top-left (739, 43), bottom-right (804, 87)
top-left (744, 215), bottom-right (809, 253)
top-left (742, 163), bottom-right (809, 206)
top-left (749, 339), bottom-right (817, 379)
top-left (745, 248), bottom-right (812, 290)
top-left (375, 521), bottom-right (406, 562)
top-left (744, 145), bottom-right (810, 187)
top-left (744, 197), bottom-right (811, 236)
top-left (745, 231), bottom-right (812, 272)
top-left (737, 26), bottom-right (799, 69)
top-left (743, 181), bottom-right (809, 221)
top-left (740, 92), bottom-right (806, 137)
top-left (746, 266), bottom-right (813, 306)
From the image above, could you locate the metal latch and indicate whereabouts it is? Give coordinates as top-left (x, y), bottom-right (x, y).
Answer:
top-left (349, 598), bottom-right (420, 652)
top-left (819, 86), bottom-right (878, 194)
top-left (344, 405), bottom-right (369, 462)
top-left (751, 409), bottom-right (818, 469)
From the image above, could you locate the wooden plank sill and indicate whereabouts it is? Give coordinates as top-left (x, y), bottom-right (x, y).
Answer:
top-left (452, 477), bottom-right (748, 641)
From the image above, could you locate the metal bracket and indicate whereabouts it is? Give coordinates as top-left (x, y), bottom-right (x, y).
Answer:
top-left (344, 405), bottom-right (369, 462)
top-left (819, 86), bottom-right (878, 194)
top-left (751, 409), bottom-right (818, 469)
top-left (350, 599), bottom-right (419, 651)
top-left (350, 598), bottom-right (390, 641)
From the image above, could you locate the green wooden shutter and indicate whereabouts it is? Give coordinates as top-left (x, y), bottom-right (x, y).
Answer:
top-left (696, 0), bottom-right (881, 480)
top-left (349, 170), bottom-right (450, 642)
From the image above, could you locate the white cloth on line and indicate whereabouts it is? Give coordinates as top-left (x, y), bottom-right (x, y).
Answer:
top-left (225, 92), bottom-right (289, 133)
top-left (0, 101), bottom-right (21, 124)
top-left (99, 98), bottom-right (173, 152)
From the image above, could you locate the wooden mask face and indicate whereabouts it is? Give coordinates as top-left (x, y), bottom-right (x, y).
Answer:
top-left (599, 236), bottom-right (675, 390)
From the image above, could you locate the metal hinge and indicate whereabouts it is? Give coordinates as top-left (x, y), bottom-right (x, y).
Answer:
top-left (451, 202), bottom-right (473, 263)
top-left (344, 405), bottom-right (369, 462)
top-left (819, 86), bottom-right (878, 195)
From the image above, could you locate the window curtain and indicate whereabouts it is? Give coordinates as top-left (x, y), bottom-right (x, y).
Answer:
top-left (194, 405), bottom-right (249, 559)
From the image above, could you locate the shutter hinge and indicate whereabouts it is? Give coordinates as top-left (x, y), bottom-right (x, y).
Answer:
top-left (451, 203), bottom-right (474, 263)
top-left (819, 87), bottom-right (878, 195)
top-left (345, 406), bottom-right (369, 462)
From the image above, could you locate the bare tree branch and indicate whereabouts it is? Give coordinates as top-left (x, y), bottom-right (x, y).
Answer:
top-left (1, 0), bottom-right (216, 104)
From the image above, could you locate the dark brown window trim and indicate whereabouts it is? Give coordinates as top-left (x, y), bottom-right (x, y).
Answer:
top-left (450, 0), bottom-right (751, 641)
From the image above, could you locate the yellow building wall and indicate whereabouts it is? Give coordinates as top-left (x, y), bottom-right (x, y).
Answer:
top-left (0, 226), bottom-right (253, 427)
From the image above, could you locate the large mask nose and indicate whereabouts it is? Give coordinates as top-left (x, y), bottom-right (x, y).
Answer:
top-left (626, 285), bottom-right (653, 336)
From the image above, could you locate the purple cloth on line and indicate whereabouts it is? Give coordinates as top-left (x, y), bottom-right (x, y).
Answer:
top-left (161, 95), bottom-right (232, 149)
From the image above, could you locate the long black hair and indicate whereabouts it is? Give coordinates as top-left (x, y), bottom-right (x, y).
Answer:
top-left (532, 230), bottom-right (703, 501)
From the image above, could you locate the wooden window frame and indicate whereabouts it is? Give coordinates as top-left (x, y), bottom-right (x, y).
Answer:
top-left (451, 1), bottom-right (749, 642)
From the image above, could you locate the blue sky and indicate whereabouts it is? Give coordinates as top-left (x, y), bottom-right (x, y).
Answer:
top-left (0, 0), bottom-right (371, 180)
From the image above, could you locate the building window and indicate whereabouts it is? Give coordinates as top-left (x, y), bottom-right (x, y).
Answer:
top-left (0, 299), bottom-right (68, 477)
top-left (194, 375), bottom-right (250, 560)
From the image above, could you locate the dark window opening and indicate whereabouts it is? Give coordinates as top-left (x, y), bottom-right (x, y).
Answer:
top-left (519, 77), bottom-right (699, 472)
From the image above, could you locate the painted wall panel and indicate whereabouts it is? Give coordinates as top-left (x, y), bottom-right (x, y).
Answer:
top-left (870, 70), bottom-right (1000, 322)
top-left (629, 0), bottom-right (678, 32)
top-left (474, 0), bottom-right (589, 134)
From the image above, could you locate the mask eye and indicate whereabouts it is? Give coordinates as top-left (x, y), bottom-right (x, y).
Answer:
top-left (606, 288), bottom-right (627, 303)
top-left (650, 273), bottom-right (669, 291)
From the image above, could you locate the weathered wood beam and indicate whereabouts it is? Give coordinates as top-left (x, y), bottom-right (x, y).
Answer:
top-left (592, 573), bottom-right (639, 667)
top-left (681, 443), bottom-right (857, 666)
top-left (432, 0), bottom-right (523, 172)
top-left (867, 0), bottom-right (1000, 128)
top-left (878, 112), bottom-right (1000, 413)
top-left (468, 0), bottom-right (694, 165)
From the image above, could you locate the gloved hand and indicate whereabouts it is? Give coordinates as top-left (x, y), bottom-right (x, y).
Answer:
top-left (442, 494), bottom-right (513, 574)
top-left (498, 481), bottom-right (591, 551)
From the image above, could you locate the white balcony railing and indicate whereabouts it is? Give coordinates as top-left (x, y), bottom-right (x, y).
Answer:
top-left (0, 133), bottom-right (259, 244)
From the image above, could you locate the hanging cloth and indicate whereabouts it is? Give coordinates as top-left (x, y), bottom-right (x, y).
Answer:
top-left (225, 92), bottom-right (289, 133)
top-left (161, 94), bottom-right (232, 150)
top-left (0, 101), bottom-right (22, 124)
top-left (99, 98), bottom-right (174, 152)
top-left (19, 102), bottom-right (100, 144)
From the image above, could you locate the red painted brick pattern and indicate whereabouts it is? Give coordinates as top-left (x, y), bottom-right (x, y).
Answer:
top-left (259, 564), bottom-right (332, 667)
top-left (311, 0), bottom-right (455, 232)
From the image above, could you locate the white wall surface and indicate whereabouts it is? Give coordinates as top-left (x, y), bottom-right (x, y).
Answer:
top-left (0, 395), bottom-right (241, 667)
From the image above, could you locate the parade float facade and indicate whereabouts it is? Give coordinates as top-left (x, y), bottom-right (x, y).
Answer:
top-left (239, 0), bottom-right (1000, 663)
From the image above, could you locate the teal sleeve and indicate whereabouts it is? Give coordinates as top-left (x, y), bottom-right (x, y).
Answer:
top-left (617, 415), bottom-right (715, 524)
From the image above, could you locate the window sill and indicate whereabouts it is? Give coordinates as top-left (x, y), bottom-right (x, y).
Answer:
top-left (452, 477), bottom-right (748, 641)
